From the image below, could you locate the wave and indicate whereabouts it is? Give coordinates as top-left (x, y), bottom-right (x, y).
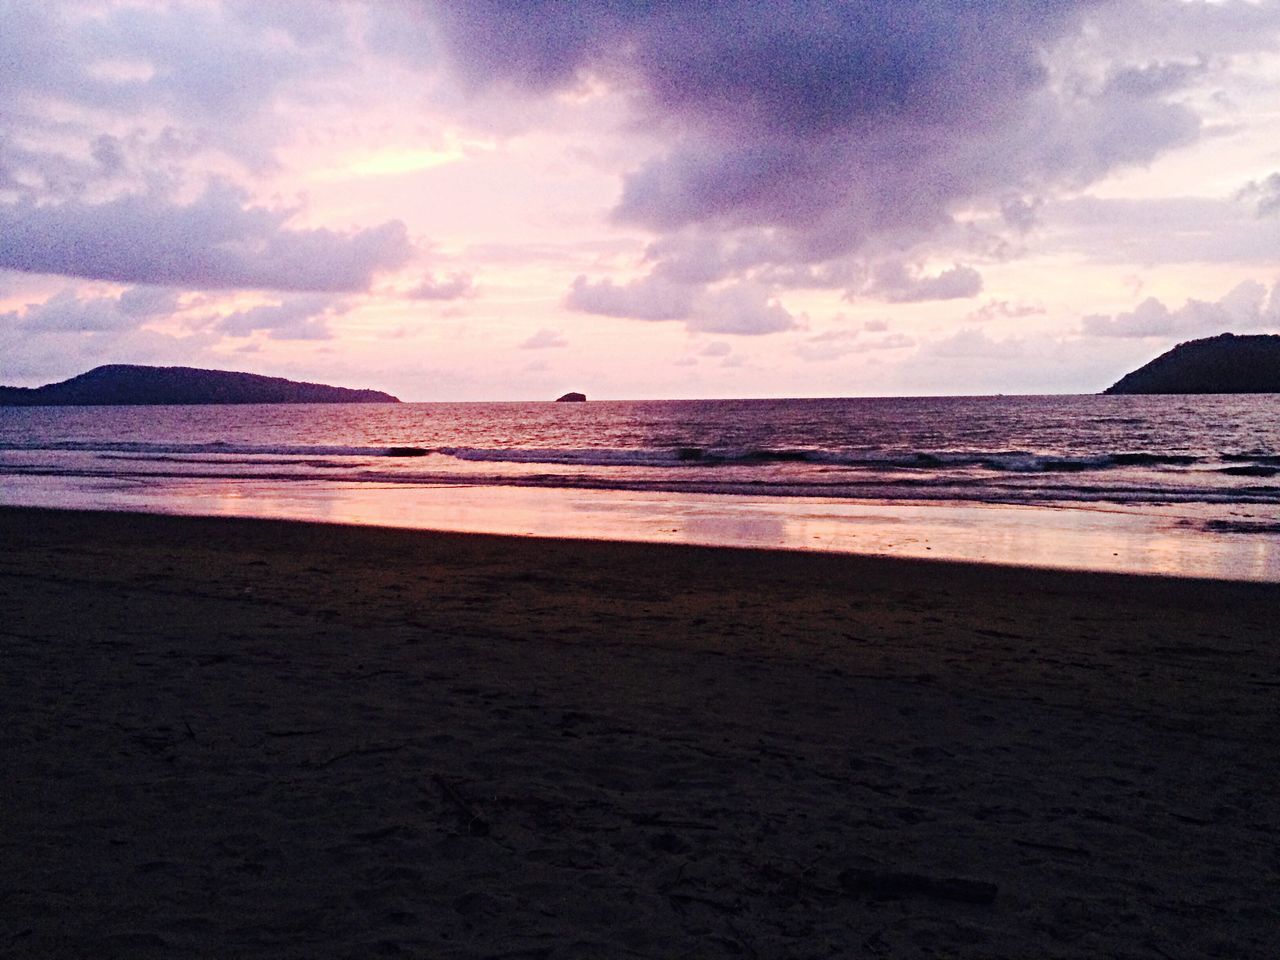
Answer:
top-left (1221, 453), bottom-right (1280, 467)
top-left (3, 459), bottom-right (1279, 506)
top-left (0, 440), bottom-right (382, 458)
top-left (433, 445), bottom-right (1215, 472)
top-left (1, 439), bottom-right (1269, 475)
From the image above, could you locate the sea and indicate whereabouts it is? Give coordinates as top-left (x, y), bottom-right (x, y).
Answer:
top-left (2, 394), bottom-right (1279, 581)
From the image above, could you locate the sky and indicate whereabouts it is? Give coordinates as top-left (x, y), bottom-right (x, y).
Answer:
top-left (1, 0), bottom-right (1279, 400)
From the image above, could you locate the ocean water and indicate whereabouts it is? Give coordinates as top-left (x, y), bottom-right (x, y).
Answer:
top-left (2, 395), bottom-right (1279, 579)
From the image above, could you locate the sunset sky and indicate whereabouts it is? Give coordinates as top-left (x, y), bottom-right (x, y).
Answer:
top-left (2, 0), bottom-right (1279, 400)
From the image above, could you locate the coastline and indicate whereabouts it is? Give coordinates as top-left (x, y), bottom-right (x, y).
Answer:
top-left (3, 505), bottom-right (1277, 957)
top-left (2, 472), bottom-right (1277, 582)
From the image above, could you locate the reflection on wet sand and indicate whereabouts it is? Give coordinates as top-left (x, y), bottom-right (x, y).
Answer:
top-left (2, 473), bottom-right (1277, 581)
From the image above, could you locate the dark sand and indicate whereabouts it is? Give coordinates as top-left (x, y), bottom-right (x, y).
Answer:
top-left (1, 507), bottom-right (1277, 958)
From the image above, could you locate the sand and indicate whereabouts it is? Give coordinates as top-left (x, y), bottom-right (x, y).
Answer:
top-left (1, 506), bottom-right (1277, 959)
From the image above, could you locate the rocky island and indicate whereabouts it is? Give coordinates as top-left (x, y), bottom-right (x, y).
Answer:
top-left (555, 392), bottom-right (587, 402)
top-left (0, 364), bottom-right (400, 406)
top-left (1104, 333), bottom-right (1280, 394)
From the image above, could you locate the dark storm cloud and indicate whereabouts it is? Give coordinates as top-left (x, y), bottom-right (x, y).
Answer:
top-left (0, 182), bottom-right (412, 292)
top-left (424, 0), bottom-right (1280, 327)
top-left (429, 1), bottom-right (1074, 136)
top-left (425, 0), bottom-right (1207, 248)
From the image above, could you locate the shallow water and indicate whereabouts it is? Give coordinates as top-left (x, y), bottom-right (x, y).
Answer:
top-left (3, 395), bottom-right (1278, 580)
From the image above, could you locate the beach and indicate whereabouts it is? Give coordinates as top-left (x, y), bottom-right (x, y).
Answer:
top-left (2, 505), bottom-right (1277, 958)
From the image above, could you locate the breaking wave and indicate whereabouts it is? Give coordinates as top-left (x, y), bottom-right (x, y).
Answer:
top-left (3, 439), bottom-right (1276, 476)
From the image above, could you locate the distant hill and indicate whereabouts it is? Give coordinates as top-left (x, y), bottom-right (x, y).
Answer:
top-left (0, 364), bottom-right (400, 406)
top-left (1103, 333), bottom-right (1280, 395)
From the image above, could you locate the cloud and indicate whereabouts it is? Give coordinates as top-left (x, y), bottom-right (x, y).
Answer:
top-left (406, 272), bottom-right (474, 300)
top-left (520, 328), bottom-right (567, 349)
top-left (216, 295), bottom-right (344, 341)
top-left (0, 182), bottom-right (412, 292)
top-left (1081, 298), bottom-right (1174, 338)
top-left (700, 341), bottom-right (731, 358)
top-left (999, 195), bottom-right (1043, 233)
top-left (0, 1), bottom-right (341, 129)
top-left (1239, 173), bottom-right (1280, 218)
top-left (1041, 195), bottom-right (1280, 266)
top-left (4, 290), bottom-right (143, 334)
top-left (117, 285), bottom-right (183, 318)
top-left (0, 2), bottom-right (426, 305)
top-left (0, 0), bottom-right (359, 202)
top-left (567, 273), bottom-right (795, 335)
top-left (1102, 58), bottom-right (1207, 99)
top-left (91, 135), bottom-right (127, 175)
top-left (425, 0), bottom-right (1254, 282)
top-left (925, 329), bottom-right (1025, 359)
top-left (966, 299), bottom-right (1047, 322)
top-left (1082, 280), bottom-right (1280, 338)
top-left (864, 262), bottom-right (984, 303)
top-left (0, 325), bottom-right (221, 386)
top-left (797, 329), bottom-right (915, 361)
top-left (0, 286), bottom-right (220, 384)
top-left (867, 333), bottom-right (915, 351)
top-left (688, 284), bottom-right (796, 335)
top-left (566, 275), bottom-right (696, 321)
top-left (889, 328), bottom-right (1147, 394)
top-left (1, 285), bottom-right (189, 338)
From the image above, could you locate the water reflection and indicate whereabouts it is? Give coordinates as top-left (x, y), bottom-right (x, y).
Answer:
top-left (1, 474), bottom-right (1277, 582)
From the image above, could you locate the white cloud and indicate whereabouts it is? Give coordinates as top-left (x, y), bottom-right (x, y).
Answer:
top-left (1082, 279), bottom-right (1280, 338)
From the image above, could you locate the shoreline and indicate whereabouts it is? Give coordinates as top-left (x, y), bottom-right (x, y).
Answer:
top-left (2, 474), bottom-right (1277, 582)
top-left (2, 501), bottom-right (1277, 589)
top-left (4, 506), bottom-right (1277, 957)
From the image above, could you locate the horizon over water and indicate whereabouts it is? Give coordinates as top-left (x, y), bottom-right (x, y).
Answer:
top-left (2, 393), bottom-right (1278, 581)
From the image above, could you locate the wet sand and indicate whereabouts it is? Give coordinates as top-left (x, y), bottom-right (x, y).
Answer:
top-left (1, 506), bottom-right (1277, 958)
